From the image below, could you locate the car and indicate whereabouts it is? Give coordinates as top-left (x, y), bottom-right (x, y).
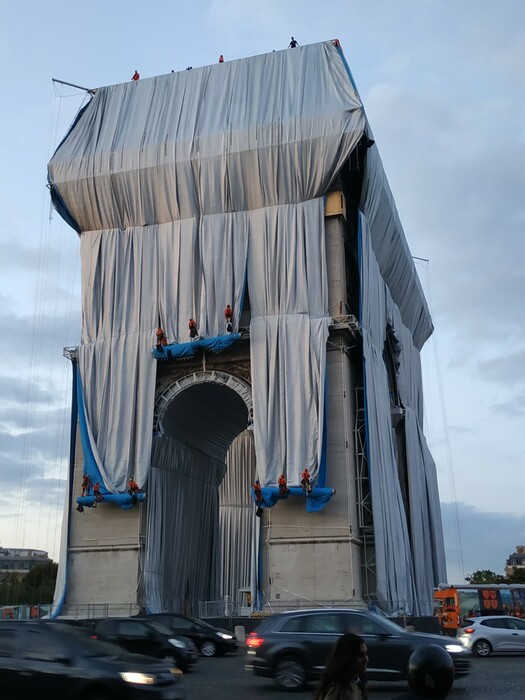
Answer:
top-left (456, 615), bottom-right (525, 656)
top-left (92, 617), bottom-right (198, 672)
top-left (245, 608), bottom-right (470, 692)
top-left (136, 613), bottom-right (238, 657)
top-left (0, 620), bottom-right (186, 700)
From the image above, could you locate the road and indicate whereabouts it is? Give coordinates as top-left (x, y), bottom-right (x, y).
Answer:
top-left (183, 652), bottom-right (525, 699)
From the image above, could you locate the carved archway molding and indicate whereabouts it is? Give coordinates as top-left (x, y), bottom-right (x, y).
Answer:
top-left (153, 370), bottom-right (253, 437)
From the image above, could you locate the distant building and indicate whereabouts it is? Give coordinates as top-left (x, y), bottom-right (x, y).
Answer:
top-left (505, 545), bottom-right (525, 576)
top-left (0, 548), bottom-right (51, 576)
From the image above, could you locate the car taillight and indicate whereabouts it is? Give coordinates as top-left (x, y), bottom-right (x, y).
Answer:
top-left (463, 627), bottom-right (475, 634)
top-left (246, 633), bottom-right (264, 649)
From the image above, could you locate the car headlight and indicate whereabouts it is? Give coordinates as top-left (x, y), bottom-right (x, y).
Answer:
top-left (445, 644), bottom-right (465, 653)
top-left (169, 638), bottom-right (187, 649)
top-left (216, 632), bottom-right (233, 640)
top-left (120, 672), bottom-right (156, 685)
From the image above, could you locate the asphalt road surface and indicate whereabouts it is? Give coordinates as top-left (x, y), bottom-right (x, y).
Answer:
top-left (184, 652), bottom-right (525, 699)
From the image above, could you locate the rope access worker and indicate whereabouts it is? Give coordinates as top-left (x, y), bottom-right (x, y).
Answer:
top-left (93, 482), bottom-right (103, 503)
top-left (301, 468), bottom-right (312, 494)
top-left (81, 474), bottom-right (91, 497)
top-left (156, 327), bottom-right (168, 352)
top-left (218, 54), bottom-right (224, 63)
top-left (224, 304), bottom-right (233, 333)
top-left (288, 37), bottom-right (299, 48)
top-left (188, 318), bottom-right (198, 339)
top-left (253, 480), bottom-right (263, 504)
top-left (128, 477), bottom-right (140, 495)
top-left (131, 70), bottom-right (140, 81)
top-left (278, 474), bottom-right (289, 498)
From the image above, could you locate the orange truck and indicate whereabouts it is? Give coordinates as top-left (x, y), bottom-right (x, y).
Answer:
top-left (434, 584), bottom-right (525, 634)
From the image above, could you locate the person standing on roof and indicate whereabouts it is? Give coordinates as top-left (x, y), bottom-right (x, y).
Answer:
top-left (131, 70), bottom-right (140, 81)
top-left (218, 54), bottom-right (224, 63)
top-left (288, 37), bottom-right (299, 48)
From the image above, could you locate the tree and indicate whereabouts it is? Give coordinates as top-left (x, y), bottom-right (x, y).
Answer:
top-left (464, 569), bottom-right (506, 584)
top-left (0, 572), bottom-right (24, 606)
top-left (506, 567), bottom-right (525, 584)
top-left (19, 562), bottom-right (58, 604)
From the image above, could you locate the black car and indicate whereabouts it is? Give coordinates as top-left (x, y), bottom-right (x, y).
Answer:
top-left (245, 608), bottom-right (470, 692)
top-left (0, 620), bottom-right (186, 700)
top-left (93, 618), bottom-right (197, 672)
top-left (137, 613), bottom-right (237, 657)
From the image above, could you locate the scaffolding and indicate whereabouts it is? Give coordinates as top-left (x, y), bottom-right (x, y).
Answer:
top-left (354, 386), bottom-right (376, 602)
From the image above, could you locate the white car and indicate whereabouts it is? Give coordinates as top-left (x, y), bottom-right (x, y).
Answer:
top-left (457, 615), bottom-right (525, 656)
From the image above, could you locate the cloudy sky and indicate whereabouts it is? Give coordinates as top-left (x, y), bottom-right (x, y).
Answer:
top-left (0, 1), bottom-right (523, 584)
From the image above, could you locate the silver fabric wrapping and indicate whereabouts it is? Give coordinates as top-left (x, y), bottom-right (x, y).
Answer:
top-left (48, 41), bottom-right (366, 492)
top-left (360, 208), bottom-right (446, 614)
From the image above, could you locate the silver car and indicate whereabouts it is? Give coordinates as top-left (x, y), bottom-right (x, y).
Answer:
top-left (457, 615), bottom-right (525, 656)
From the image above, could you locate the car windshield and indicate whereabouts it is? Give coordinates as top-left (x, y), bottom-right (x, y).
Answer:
top-left (365, 615), bottom-right (409, 635)
top-left (194, 618), bottom-right (215, 629)
top-left (146, 620), bottom-right (175, 636)
top-left (460, 619), bottom-right (475, 627)
top-left (51, 625), bottom-right (133, 657)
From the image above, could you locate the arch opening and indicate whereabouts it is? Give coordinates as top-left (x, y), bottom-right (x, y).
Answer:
top-left (142, 372), bottom-right (257, 615)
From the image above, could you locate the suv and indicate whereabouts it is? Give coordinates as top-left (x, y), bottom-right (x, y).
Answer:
top-left (136, 613), bottom-right (237, 657)
top-left (245, 608), bottom-right (469, 691)
top-left (93, 618), bottom-right (197, 672)
top-left (0, 620), bottom-right (186, 699)
top-left (457, 615), bottom-right (525, 656)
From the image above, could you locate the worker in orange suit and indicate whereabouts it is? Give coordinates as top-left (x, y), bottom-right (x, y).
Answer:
top-left (93, 482), bottom-right (103, 502)
top-left (301, 468), bottom-right (312, 494)
top-left (188, 318), bottom-right (198, 339)
top-left (156, 327), bottom-right (167, 352)
top-left (131, 70), bottom-right (140, 81)
top-left (128, 477), bottom-right (140, 494)
top-left (224, 304), bottom-right (233, 333)
top-left (253, 480), bottom-right (263, 504)
top-left (81, 474), bottom-right (91, 497)
top-left (278, 474), bottom-right (289, 498)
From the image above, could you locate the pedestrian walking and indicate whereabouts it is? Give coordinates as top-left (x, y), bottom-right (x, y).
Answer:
top-left (314, 633), bottom-right (368, 700)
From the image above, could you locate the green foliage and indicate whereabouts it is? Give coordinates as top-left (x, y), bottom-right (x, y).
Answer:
top-left (0, 562), bottom-right (58, 605)
top-left (464, 569), bottom-right (506, 584)
top-left (506, 567), bottom-right (525, 584)
top-left (465, 567), bottom-right (525, 585)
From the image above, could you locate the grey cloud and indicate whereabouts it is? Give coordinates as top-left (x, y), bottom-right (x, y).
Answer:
top-left (479, 350), bottom-right (525, 385)
top-left (0, 375), bottom-right (52, 405)
top-left (492, 392), bottom-right (525, 418)
top-left (0, 306), bottom-right (80, 364)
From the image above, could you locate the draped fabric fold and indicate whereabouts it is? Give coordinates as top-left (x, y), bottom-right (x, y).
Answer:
top-left (359, 193), bottom-right (446, 613)
top-left (49, 42), bottom-right (365, 495)
top-left (143, 436), bottom-right (226, 614)
top-left (218, 431), bottom-right (258, 605)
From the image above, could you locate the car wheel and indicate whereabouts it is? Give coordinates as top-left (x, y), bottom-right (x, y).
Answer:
top-left (200, 639), bottom-right (217, 657)
top-left (274, 655), bottom-right (307, 690)
top-left (472, 639), bottom-right (492, 657)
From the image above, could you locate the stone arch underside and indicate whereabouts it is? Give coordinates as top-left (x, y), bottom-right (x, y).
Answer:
top-left (141, 373), bottom-right (257, 615)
